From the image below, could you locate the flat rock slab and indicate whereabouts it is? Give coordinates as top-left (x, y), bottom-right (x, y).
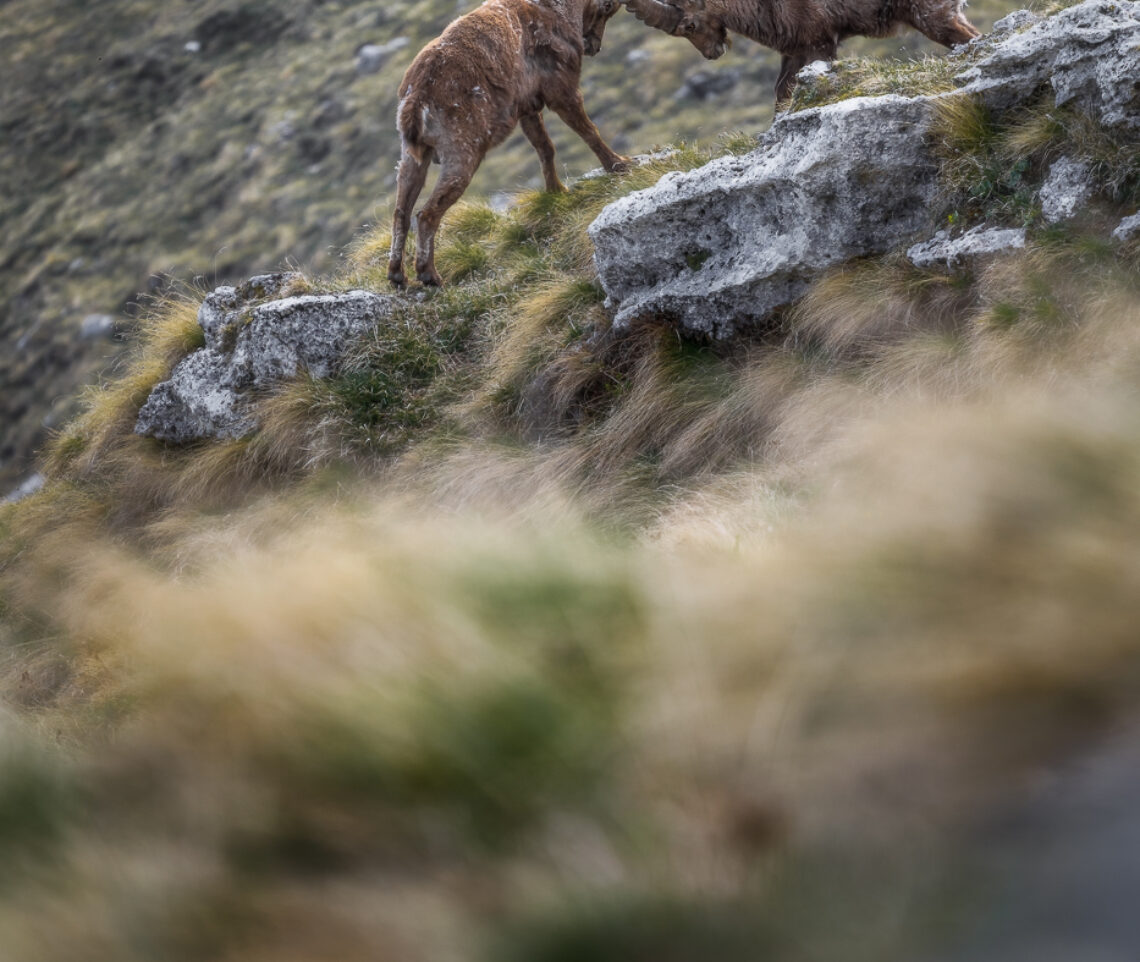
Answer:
top-left (136, 274), bottom-right (395, 443)
top-left (908, 226), bottom-right (1028, 270)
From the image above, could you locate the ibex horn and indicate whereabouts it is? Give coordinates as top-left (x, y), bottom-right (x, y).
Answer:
top-left (622, 0), bottom-right (685, 33)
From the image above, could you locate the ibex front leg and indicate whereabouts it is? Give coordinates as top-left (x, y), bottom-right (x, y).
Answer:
top-left (776, 43), bottom-right (838, 106)
top-left (548, 92), bottom-right (630, 173)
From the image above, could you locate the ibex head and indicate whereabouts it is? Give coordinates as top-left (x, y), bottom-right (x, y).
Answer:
top-left (623, 0), bottom-right (730, 60)
top-left (583, 0), bottom-right (622, 56)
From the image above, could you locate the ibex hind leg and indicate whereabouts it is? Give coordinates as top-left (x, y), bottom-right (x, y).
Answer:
top-left (389, 146), bottom-right (434, 289)
top-left (520, 112), bottom-right (566, 193)
top-left (414, 155), bottom-right (478, 287)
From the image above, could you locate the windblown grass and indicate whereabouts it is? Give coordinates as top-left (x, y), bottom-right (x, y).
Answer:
top-left (5, 20), bottom-right (1140, 955)
top-left (933, 95), bottom-right (1140, 226)
top-left (5, 279), bottom-right (1140, 957)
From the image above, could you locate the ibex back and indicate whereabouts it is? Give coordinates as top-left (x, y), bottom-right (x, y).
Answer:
top-left (389, 0), bottom-right (627, 288)
top-left (627, 0), bottom-right (979, 103)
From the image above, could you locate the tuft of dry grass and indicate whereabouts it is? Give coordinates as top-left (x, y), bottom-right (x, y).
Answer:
top-left (790, 259), bottom-right (968, 355)
top-left (42, 291), bottom-right (204, 478)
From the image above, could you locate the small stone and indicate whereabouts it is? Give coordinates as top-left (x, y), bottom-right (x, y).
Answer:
top-left (270, 120), bottom-right (296, 143)
top-left (578, 150), bottom-right (677, 182)
top-left (1113, 212), bottom-right (1140, 243)
top-left (488, 191), bottom-right (515, 212)
top-left (238, 272), bottom-right (305, 302)
top-left (907, 226), bottom-right (1027, 270)
top-left (184, 40), bottom-right (201, 53)
top-left (355, 37), bottom-right (409, 75)
top-left (797, 60), bottom-right (834, 83)
top-left (675, 68), bottom-right (740, 101)
top-left (4, 473), bottom-right (45, 505)
top-left (1039, 158), bottom-right (1094, 223)
top-left (197, 286), bottom-right (241, 347)
top-left (80, 314), bottom-right (116, 340)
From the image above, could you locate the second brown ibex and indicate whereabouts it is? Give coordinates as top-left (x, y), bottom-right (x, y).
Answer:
top-left (389, 0), bottom-right (628, 288)
top-left (625, 0), bottom-right (980, 104)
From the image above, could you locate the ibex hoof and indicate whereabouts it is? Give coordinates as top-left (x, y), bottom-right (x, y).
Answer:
top-left (417, 272), bottom-right (442, 288)
top-left (388, 269), bottom-right (407, 289)
top-left (608, 157), bottom-right (632, 174)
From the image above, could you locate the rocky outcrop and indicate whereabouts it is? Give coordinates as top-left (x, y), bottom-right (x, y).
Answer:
top-left (136, 273), bottom-right (395, 443)
top-left (957, 1), bottom-right (1140, 130)
top-left (590, 96), bottom-right (939, 337)
top-left (589, 0), bottom-right (1140, 337)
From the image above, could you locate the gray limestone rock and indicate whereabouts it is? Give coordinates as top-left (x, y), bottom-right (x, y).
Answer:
top-left (136, 278), bottom-right (395, 443)
top-left (796, 60), bottom-right (835, 84)
top-left (1113, 212), bottom-right (1140, 243)
top-left (908, 226), bottom-right (1028, 270)
top-left (578, 150), bottom-right (679, 182)
top-left (590, 95), bottom-right (940, 337)
top-left (989, 9), bottom-right (1043, 35)
top-left (956, 0), bottom-right (1140, 129)
top-left (1039, 158), bottom-right (1095, 223)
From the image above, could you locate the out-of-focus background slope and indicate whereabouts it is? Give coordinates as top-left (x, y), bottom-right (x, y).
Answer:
top-left (0, 0), bottom-right (1018, 491)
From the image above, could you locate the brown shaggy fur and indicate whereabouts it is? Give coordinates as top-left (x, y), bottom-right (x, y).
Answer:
top-left (628, 0), bottom-right (980, 102)
top-left (389, 0), bottom-right (627, 288)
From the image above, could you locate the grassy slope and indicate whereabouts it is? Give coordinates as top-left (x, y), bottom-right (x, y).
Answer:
top-left (2, 11), bottom-right (1140, 955)
top-left (0, 0), bottom-right (1021, 489)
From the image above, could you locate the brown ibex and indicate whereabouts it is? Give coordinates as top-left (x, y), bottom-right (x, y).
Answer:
top-left (625, 0), bottom-right (980, 104)
top-left (389, 0), bottom-right (628, 288)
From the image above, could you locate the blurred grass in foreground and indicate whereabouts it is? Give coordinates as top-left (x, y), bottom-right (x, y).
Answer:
top-left (4, 27), bottom-right (1140, 952)
top-left (3, 264), bottom-right (1140, 957)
